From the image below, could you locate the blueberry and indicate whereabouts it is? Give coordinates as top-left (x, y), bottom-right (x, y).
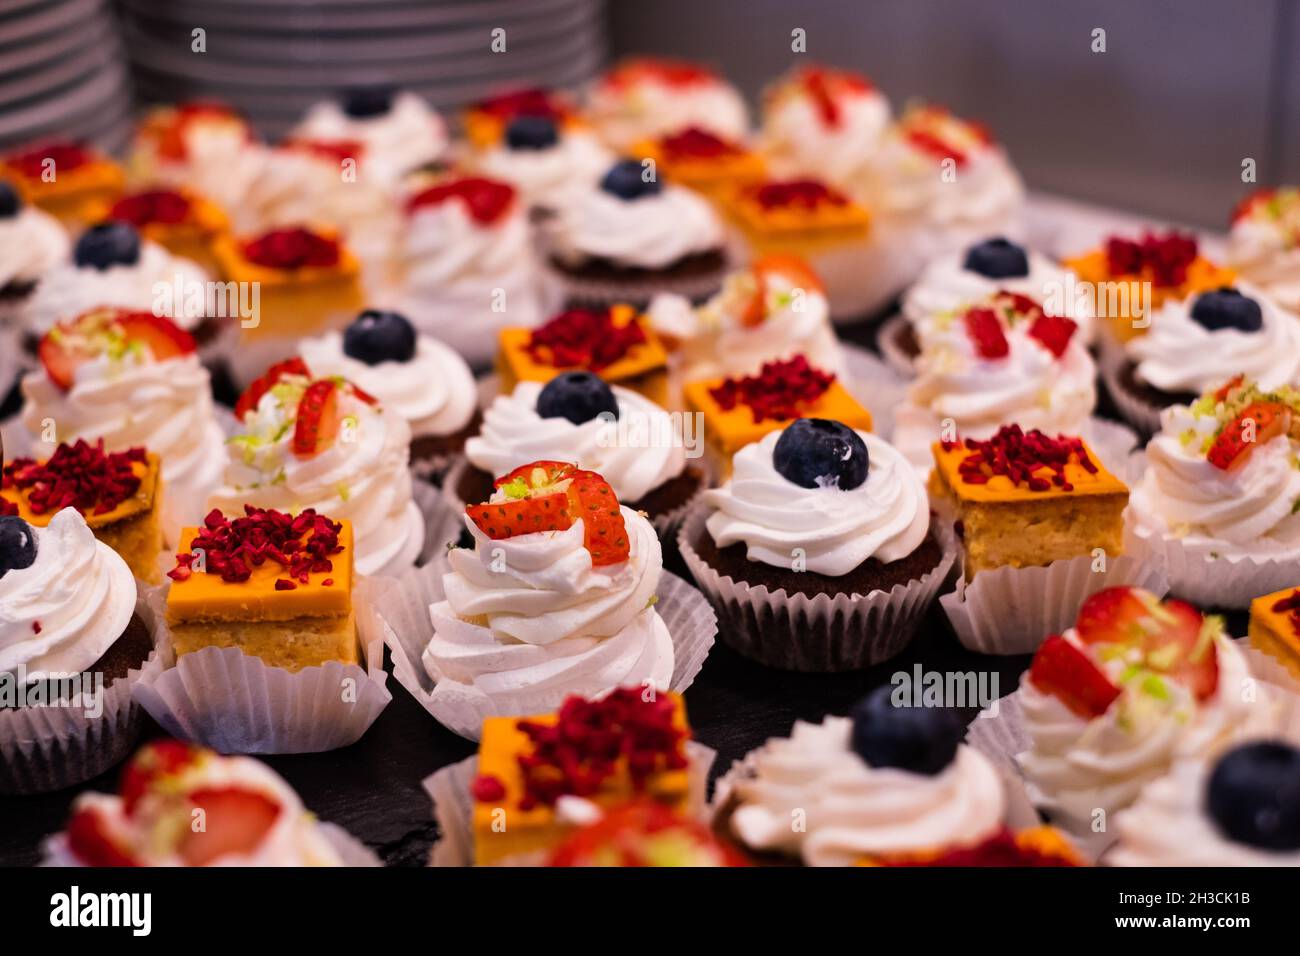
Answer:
top-left (536, 371), bottom-right (619, 425)
top-left (1206, 741), bottom-right (1300, 851)
top-left (850, 686), bottom-right (963, 777)
top-left (73, 222), bottom-right (141, 271)
top-left (505, 116), bottom-right (559, 151)
top-left (0, 180), bottom-right (22, 219)
top-left (962, 237), bottom-right (1029, 279)
top-left (0, 516), bottom-right (37, 579)
top-left (341, 85), bottom-right (395, 119)
top-left (600, 159), bottom-right (661, 200)
top-left (772, 418), bottom-right (868, 490)
top-left (342, 309), bottom-right (417, 365)
top-left (1190, 287), bottom-right (1263, 333)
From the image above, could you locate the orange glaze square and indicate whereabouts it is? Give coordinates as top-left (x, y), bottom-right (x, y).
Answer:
top-left (6, 154), bottom-right (124, 223)
top-left (685, 376), bottom-right (873, 458)
top-left (930, 437), bottom-right (1127, 504)
top-left (212, 232), bottom-right (361, 290)
top-left (631, 137), bottom-right (766, 195)
top-left (166, 519), bottom-right (354, 623)
top-left (472, 692), bottom-right (692, 866)
top-left (720, 183), bottom-right (871, 242)
top-left (1, 453), bottom-right (160, 529)
top-left (1248, 586), bottom-right (1300, 678)
top-left (82, 191), bottom-right (229, 271)
top-left (496, 305), bottom-right (669, 395)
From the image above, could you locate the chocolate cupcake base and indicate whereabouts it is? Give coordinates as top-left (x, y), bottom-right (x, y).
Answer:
top-left (877, 314), bottom-right (922, 377)
top-left (545, 248), bottom-right (729, 310)
top-left (1101, 354), bottom-right (1195, 436)
top-left (409, 410), bottom-right (483, 485)
top-left (678, 505), bottom-right (956, 672)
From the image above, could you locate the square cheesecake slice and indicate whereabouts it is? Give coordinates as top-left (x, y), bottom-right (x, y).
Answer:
top-left (1248, 587), bottom-right (1300, 680)
top-left (165, 508), bottom-right (356, 671)
top-left (929, 425), bottom-right (1128, 579)
top-left (2, 441), bottom-right (164, 584)
top-left (471, 689), bottom-right (692, 866)
top-left (683, 355), bottom-right (872, 480)
top-left (496, 304), bottom-right (670, 407)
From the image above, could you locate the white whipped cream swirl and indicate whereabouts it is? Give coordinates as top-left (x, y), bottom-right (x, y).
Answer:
top-left (1229, 208), bottom-right (1300, 313)
top-left (587, 75), bottom-right (748, 149)
top-left (761, 87), bottom-right (890, 189)
top-left (0, 207), bottom-right (69, 291)
top-left (292, 91), bottom-right (448, 183)
top-left (472, 131), bottom-right (613, 211)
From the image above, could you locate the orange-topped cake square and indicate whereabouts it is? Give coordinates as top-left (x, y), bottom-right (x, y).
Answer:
top-left (1248, 587), bottom-right (1300, 680)
top-left (2, 440), bottom-right (163, 584)
top-left (496, 304), bottom-right (669, 407)
top-left (1064, 231), bottom-right (1235, 344)
top-left (720, 177), bottom-right (870, 252)
top-left (684, 355), bottom-right (872, 479)
top-left (213, 226), bottom-right (362, 339)
top-left (165, 507), bottom-right (356, 670)
top-left (462, 87), bottom-right (580, 150)
top-left (2, 141), bottom-right (124, 227)
top-left (930, 425), bottom-right (1128, 578)
top-left (631, 126), bottom-right (765, 196)
top-left (470, 689), bottom-right (692, 866)
top-left (85, 187), bottom-right (229, 276)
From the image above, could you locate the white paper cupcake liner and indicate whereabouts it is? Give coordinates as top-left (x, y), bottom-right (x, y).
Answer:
top-left (876, 313), bottom-right (918, 378)
top-left (0, 588), bottom-right (169, 795)
top-left (131, 577), bottom-right (393, 754)
top-left (940, 552), bottom-right (1171, 656)
top-left (381, 559), bottom-right (717, 740)
top-left (423, 741), bottom-right (716, 867)
top-left (677, 505), bottom-right (957, 672)
top-left (840, 344), bottom-right (909, 440)
top-left (1124, 514), bottom-right (1300, 610)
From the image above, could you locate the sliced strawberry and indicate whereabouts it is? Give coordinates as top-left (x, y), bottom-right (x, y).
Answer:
top-left (177, 787), bottom-right (281, 866)
top-left (292, 379), bottom-right (339, 457)
top-left (741, 255), bottom-right (825, 327)
top-left (1207, 401), bottom-right (1289, 471)
top-left (492, 460), bottom-right (579, 490)
top-left (120, 739), bottom-right (203, 815)
top-left (66, 806), bottom-right (138, 866)
top-left (1029, 634), bottom-right (1121, 718)
top-left (234, 357), bottom-right (311, 420)
top-left (1211, 374), bottom-right (1245, 404)
top-left (803, 67), bottom-right (841, 127)
top-left (1075, 587), bottom-right (1157, 647)
top-left (964, 307), bottom-right (1009, 359)
top-left (118, 312), bottom-right (195, 361)
top-left (566, 469), bottom-right (628, 565)
top-left (1139, 598), bottom-right (1219, 701)
top-left (38, 328), bottom-right (84, 391)
top-left (1027, 313), bottom-right (1077, 358)
top-left (466, 489), bottom-right (576, 539)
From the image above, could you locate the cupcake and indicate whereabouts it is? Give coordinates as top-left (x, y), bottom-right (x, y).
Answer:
top-left (714, 687), bottom-right (1075, 866)
top-left (586, 57), bottom-right (748, 150)
top-left (469, 115), bottom-right (613, 214)
top-left (679, 419), bottom-right (952, 671)
top-left (1017, 587), bottom-right (1278, 832)
top-left (455, 374), bottom-right (700, 532)
top-left (1109, 742), bottom-right (1300, 866)
top-left (17, 221), bottom-right (220, 354)
top-left (423, 462), bottom-right (675, 723)
top-left (299, 309), bottom-right (479, 478)
top-left (213, 364), bottom-right (423, 576)
top-left (291, 86), bottom-right (448, 184)
top-left (1106, 285), bottom-right (1300, 434)
top-left (0, 509), bottom-right (159, 793)
top-left (2, 141), bottom-right (124, 228)
top-left (461, 86), bottom-right (581, 151)
top-left (390, 175), bottom-right (552, 368)
top-left (86, 186), bottom-right (229, 278)
top-left (129, 102), bottom-right (265, 221)
top-left (647, 254), bottom-right (844, 392)
top-left (46, 740), bottom-right (357, 866)
top-left (891, 292), bottom-right (1096, 472)
top-left (1228, 187), bottom-right (1300, 313)
top-left (3, 439), bottom-right (165, 585)
top-left (1064, 230), bottom-right (1235, 346)
top-left (759, 65), bottom-right (891, 191)
top-left (19, 309), bottom-right (225, 540)
top-left (888, 236), bottom-right (1095, 372)
top-left (1126, 377), bottom-right (1300, 608)
top-left (541, 159), bottom-right (728, 308)
top-left (0, 180), bottom-right (70, 325)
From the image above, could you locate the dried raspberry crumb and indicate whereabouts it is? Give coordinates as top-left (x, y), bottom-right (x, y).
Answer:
top-left (659, 126), bottom-right (742, 159)
top-left (953, 424), bottom-right (1094, 491)
top-left (1104, 231), bottom-right (1198, 288)
top-left (5, 142), bottom-right (91, 179)
top-left (473, 88), bottom-right (566, 121)
top-left (109, 190), bottom-right (191, 226)
top-left (3, 439), bottom-right (146, 517)
top-left (707, 355), bottom-right (834, 423)
top-left (242, 228), bottom-right (340, 270)
top-left (527, 308), bottom-right (647, 370)
top-left (32, 621), bottom-right (41, 635)
top-left (471, 774), bottom-right (507, 803)
top-left (750, 179), bottom-right (847, 211)
top-left (167, 506), bottom-right (344, 585)
top-left (274, 579), bottom-right (297, 591)
top-left (322, 579), bottom-right (333, 587)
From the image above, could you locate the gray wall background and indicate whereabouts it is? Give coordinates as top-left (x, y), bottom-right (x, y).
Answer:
top-left (609, 0), bottom-right (1300, 229)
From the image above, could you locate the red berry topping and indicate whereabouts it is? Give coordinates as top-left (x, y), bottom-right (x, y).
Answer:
top-left (167, 506), bottom-right (344, 585)
top-left (605, 58), bottom-right (714, 88)
top-left (282, 138), bottom-right (364, 164)
top-left (241, 227), bottom-right (341, 270)
top-left (750, 178), bottom-right (848, 211)
top-left (950, 424), bottom-right (1095, 491)
top-left (886, 826), bottom-right (1079, 867)
top-left (1029, 634), bottom-right (1122, 718)
top-left (5, 141), bottom-right (91, 179)
top-left (406, 176), bottom-right (516, 225)
top-left (962, 306), bottom-right (1009, 359)
top-left (1206, 400), bottom-right (1290, 471)
top-left (3, 439), bottom-right (147, 516)
top-left (233, 357), bottom-right (311, 421)
top-left (39, 309), bottom-right (195, 391)
top-left (526, 308), bottom-right (647, 370)
top-left (109, 189), bottom-right (192, 226)
top-left (546, 799), bottom-right (749, 867)
top-left (471, 774), bottom-right (506, 803)
top-left (501, 688), bottom-right (688, 811)
top-left (119, 739), bottom-right (203, 815)
top-left (474, 87), bottom-right (567, 121)
top-left (176, 787), bottom-right (281, 866)
top-left (708, 355), bottom-right (835, 423)
top-left (468, 460), bottom-right (629, 566)
top-left (659, 126), bottom-right (742, 159)
top-left (66, 806), bottom-right (138, 867)
top-left (1027, 312), bottom-right (1078, 358)
top-left (1104, 231), bottom-right (1198, 288)
top-left (292, 379), bottom-right (340, 458)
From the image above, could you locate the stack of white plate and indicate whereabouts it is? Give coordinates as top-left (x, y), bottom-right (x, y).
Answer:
top-left (0, 0), bottom-right (134, 152)
top-left (117, 0), bottom-right (608, 137)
